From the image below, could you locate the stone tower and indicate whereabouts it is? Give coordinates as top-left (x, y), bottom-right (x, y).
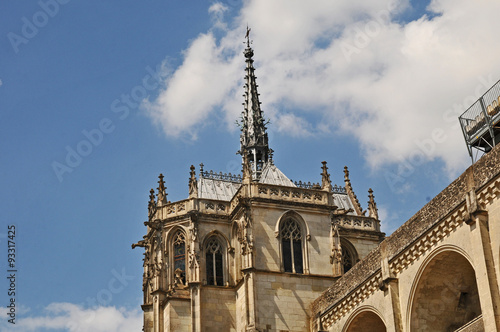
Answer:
top-left (132, 31), bottom-right (385, 332)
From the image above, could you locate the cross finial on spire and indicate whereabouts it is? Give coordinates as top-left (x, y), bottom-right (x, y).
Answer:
top-left (245, 25), bottom-right (251, 48)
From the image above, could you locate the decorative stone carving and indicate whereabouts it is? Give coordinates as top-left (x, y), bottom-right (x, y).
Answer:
top-left (157, 173), bottom-right (168, 207)
top-left (330, 220), bottom-right (342, 277)
top-left (188, 222), bottom-right (200, 283)
top-left (367, 188), bottom-right (379, 220)
top-left (344, 166), bottom-right (364, 216)
top-left (188, 165), bottom-right (198, 198)
top-left (148, 188), bottom-right (156, 221)
top-left (321, 161), bottom-right (332, 192)
top-left (174, 268), bottom-right (186, 288)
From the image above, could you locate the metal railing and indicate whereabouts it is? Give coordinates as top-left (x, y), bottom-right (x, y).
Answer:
top-left (200, 170), bottom-right (242, 183)
top-left (459, 80), bottom-right (500, 143)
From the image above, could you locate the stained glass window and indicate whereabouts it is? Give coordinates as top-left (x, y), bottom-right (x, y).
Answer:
top-left (173, 231), bottom-right (186, 284)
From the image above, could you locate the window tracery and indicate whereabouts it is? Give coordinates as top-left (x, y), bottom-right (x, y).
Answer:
top-left (173, 231), bottom-right (186, 285)
top-left (280, 218), bottom-right (303, 274)
top-left (340, 241), bottom-right (358, 274)
top-left (205, 237), bottom-right (224, 286)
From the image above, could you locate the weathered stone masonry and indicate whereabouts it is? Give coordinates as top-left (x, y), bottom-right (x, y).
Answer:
top-left (312, 143), bottom-right (500, 332)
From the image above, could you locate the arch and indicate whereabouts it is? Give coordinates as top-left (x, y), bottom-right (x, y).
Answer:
top-left (275, 210), bottom-right (310, 274)
top-left (166, 226), bottom-right (188, 287)
top-left (202, 231), bottom-right (229, 286)
top-left (274, 210), bottom-right (311, 240)
top-left (340, 238), bottom-right (358, 274)
top-left (343, 306), bottom-right (387, 332)
top-left (407, 245), bottom-right (481, 332)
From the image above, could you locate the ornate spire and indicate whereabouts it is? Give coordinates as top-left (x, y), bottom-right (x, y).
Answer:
top-left (344, 166), bottom-right (364, 216)
top-left (238, 26), bottom-right (270, 178)
top-left (157, 173), bottom-right (168, 207)
top-left (368, 188), bottom-right (379, 220)
top-left (188, 165), bottom-right (198, 198)
top-left (321, 161), bottom-right (332, 192)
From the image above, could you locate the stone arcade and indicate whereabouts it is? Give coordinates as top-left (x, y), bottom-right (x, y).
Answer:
top-left (132, 35), bottom-right (384, 331)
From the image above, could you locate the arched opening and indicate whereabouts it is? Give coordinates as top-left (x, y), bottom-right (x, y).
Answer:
top-left (345, 310), bottom-right (386, 332)
top-left (340, 239), bottom-right (358, 274)
top-left (172, 230), bottom-right (187, 285)
top-left (410, 250), bottom-right (481, 331)
top-left (280, 218), bottom-right (303, 273)
top-left (205, 236), bottom-right (224, 286)
top-left (275, 210), bottom-right (310, 274)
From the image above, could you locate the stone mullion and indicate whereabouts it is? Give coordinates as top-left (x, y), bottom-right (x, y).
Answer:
top-left (212, 252), bottom-right (216, 285)
top-left (290, 237), bottom-right (296, 273)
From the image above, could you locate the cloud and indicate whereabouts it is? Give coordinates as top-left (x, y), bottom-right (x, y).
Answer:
top-left (142, 0), bottom-right (500, 176)
top-left (0, 303), bottom-right (142, 332)
top-left (208, 2), bottom-right (229, 30)
top-left (378, 205), bottom-right (403, 235)
top-left (0, 79), bottom-right (3, 87)
top-left (273, 113), bottom-right (313, 137)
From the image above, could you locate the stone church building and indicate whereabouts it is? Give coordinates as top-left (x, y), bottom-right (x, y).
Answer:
top-left (133, 36), bottom-right (500, 331)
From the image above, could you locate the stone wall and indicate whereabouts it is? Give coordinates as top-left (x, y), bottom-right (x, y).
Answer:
top-left (200, 287), bottom-right (236, 331)
top-left (236, 282), bottom-right (246, 332)
top-left (165, 299), bottom-right (190, 332)
top-left (252, 204), bottom-right (335, 276)
top-left (254, 272), bottom-right (333, 331)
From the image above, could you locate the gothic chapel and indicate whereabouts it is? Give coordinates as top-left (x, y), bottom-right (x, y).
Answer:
top-left (133, 34), bottom-right (385, 332)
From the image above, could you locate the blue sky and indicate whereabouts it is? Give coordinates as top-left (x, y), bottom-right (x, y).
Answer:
top-left (1, 0), bottom-right (500, 330)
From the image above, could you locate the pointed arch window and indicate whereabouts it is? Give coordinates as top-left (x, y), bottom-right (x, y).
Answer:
top-left (280, 218), bottom-right (303, 274)
top-left (340, 240), bottom-right (358, 274)
top-left (342, 246), bottom-right (354, 273)
top-left (173, 231), bottom-right (186, 284)
top-left (205, 237), bottom-right (224, 286)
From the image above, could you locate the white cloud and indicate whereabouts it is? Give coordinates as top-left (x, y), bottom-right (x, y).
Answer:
top-left (378, 205), bottom-right (401, 235)
top-left (142, 0), bottom-right (500, 177)
top-left (208, 2), bottom-right (229, 30)
top-left (0, 303), bottom-right (142, 332)
top-left (0, 78), bottom-right (3, 87)
top-left (274, 113), bottom-right (313, 137)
